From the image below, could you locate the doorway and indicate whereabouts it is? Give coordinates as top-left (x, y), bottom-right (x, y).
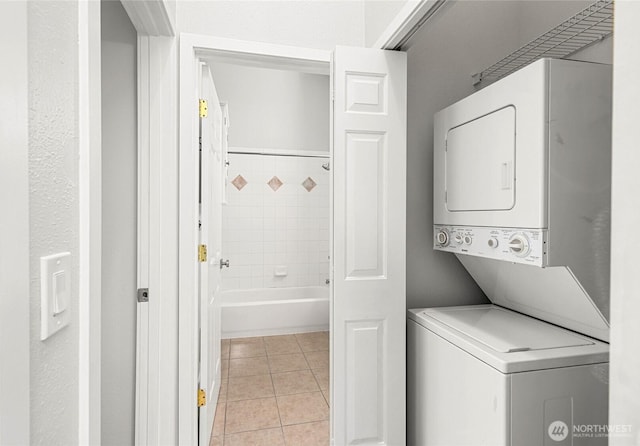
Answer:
top-left (204, 59), bottom-right (331, 444)
top-left (177, 36), bottom-right (407, 446)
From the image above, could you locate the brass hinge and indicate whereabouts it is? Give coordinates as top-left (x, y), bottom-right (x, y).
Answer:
top-left (199, 99), bottom-right (208, 118)
top-left (198, 388), bottom-right (206, 407)
top-left (198, 244), bottom-right (207, 262)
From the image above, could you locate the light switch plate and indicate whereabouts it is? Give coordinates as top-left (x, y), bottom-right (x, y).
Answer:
top-left (40, 252), bottom-right (71, 340)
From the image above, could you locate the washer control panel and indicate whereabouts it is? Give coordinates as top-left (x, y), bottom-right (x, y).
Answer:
top-left (433, 225), bottom-right (547, 266)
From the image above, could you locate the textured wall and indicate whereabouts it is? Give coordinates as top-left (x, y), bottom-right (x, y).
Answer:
top-left (28, 1), bottom-right (79, 444)
top-left (177, 0), bottom-right (365, 50)
top-left (101, 1), bottom-right (137, 444)
top-left (209, 62), bottom-right (330, 151)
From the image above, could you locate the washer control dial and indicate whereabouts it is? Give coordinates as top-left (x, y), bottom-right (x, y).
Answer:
top-left (508, 234), bottom-right (531, 257)
top-left (487, 237), bottom-right (499, 249)
top-left (463, 235), bottom-right (473, 245)
top-left (454, 234), bottom-right (464, 245)
top-left (436, 230), bottom-right (449, 247)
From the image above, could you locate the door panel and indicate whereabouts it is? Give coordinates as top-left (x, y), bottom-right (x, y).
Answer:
top-left (345, 132), bottom-right (386, 278)
top-left (199, 64), bottom-right (223, 446)
top-left (333, 46), bottom-right (407, 446)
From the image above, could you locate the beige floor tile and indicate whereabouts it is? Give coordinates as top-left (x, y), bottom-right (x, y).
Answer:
top-left (222, 360), bottom-right (229, 380)
top-left (221, 342), bottom-right (230, 360)
top-left (231, 336), bottom-right (264, 344)
top-left (218, 379), bottom-right (228, 403)
top-left (212, 402), bottom-right (226, 437)
top-left (303, 351), bottom-right (329, 369)
top-left (268, 353), bottom-right (310, 373)
top-left (282, 421), bottom-right (329, 446)
top-left (209, 435), bottom-right (223, 446)
top-left (230, 342), bottom-right (267, 359)
top-left (295, 332), bottom-right (329, 352)
top-left (264, 334), bottom-right (297, 343)
top-left (264, 335), bottom-right (302, 355)
top-left (228, 374), bottom-right (274, 401)
top-left (229, 356), bottom-right (270, 377)
top-left (276, 392), bottom-right (329, 426)
top-left (311, 368), bottom-right (329, 391)
top-left (272, 370), bottom-right (320, 396)
top-left (224, 427), bottom-right (285, 446)
top-left (225, 397), bottom-right (281, 434)
top-left (321, 389), bottom-right (330, 407)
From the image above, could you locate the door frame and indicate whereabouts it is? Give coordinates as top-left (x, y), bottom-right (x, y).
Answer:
top-left (0, 2), bottom-right (29, 444)
top-left (178, 34), bottom-right (331, 444)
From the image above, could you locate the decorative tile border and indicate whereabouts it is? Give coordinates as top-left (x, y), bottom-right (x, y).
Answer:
top-left (302, 177), bottom-right (317, 192)
top-left (231, 174), bottom-right (248, 191)
top-left (232, 174), bottom-right (319, 193)
top-left (268, 176), bottom-right (283, 191)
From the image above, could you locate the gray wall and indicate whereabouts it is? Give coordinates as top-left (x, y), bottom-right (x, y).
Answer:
top-left (101, 1), bottom-right (137, 444)
top-left (209, 62), bottom-right (329, 151)
top-left (28, 2), bottom-right (80, 443)
top-left (403, 1), bottom-right (612, 310)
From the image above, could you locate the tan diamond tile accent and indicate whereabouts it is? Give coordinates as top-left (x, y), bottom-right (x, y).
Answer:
top-left (231, 174), bottom-right (247, 191)
top-left (302, 177), bottom-right (317, 192)
top-left (267, 176), bottom-right (283, 191)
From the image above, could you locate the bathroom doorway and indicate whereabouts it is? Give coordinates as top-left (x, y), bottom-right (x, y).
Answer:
top-left (206, 58), bottom-right (331, 445)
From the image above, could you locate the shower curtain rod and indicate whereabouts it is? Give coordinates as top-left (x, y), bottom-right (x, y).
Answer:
top-left (228, 147), bottom-right (330, 159)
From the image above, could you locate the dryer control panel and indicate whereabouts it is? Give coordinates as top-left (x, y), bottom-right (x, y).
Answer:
top-left (433, 225), bottom-right (547, 267)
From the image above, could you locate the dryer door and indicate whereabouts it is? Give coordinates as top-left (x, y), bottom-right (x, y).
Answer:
top-left (446, 106), bottom-right (516, 212)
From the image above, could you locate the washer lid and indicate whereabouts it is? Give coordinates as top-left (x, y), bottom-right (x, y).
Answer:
top-left (423, 306), bottom-right (594, 353)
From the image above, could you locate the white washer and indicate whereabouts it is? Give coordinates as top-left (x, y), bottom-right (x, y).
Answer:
top-left (408, 305), bottom-right (609, 446)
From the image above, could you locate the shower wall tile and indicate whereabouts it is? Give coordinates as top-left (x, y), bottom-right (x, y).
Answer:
top-left (222, 153), bottom-right (330, 291)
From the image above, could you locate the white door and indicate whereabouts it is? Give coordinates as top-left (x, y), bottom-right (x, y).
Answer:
top-left (332, 46), bottom-right (407, 446)
top-left (198, 64), bottom-right (224, 446)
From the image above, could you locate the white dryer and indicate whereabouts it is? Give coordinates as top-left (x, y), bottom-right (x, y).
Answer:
top-left (408, 305), bottom-right (609, 446)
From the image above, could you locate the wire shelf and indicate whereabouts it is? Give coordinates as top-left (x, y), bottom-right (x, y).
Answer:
top-left (473, 0), bottom-right (613, 86)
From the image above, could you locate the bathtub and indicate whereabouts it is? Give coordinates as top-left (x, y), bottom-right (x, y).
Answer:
top-left (221, 286), bottom-right (330, 339)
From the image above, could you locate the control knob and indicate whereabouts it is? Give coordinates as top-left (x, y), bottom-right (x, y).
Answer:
top-left (487, 237), bottom-right (499, 248)
top-left (435, 230), bottom-right (449, 247)
top-left (508, 234), bottom-right (531, 257)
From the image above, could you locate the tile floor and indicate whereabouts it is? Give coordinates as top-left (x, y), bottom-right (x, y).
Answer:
top-left (210, 331), bottom-right (330, 446)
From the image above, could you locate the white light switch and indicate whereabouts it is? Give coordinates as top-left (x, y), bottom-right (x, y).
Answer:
top-left (41, 252), bottom-right (71, 340)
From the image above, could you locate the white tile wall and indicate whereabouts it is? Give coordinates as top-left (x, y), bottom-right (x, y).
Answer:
top-left (222, 153), bottom-right (330, 290)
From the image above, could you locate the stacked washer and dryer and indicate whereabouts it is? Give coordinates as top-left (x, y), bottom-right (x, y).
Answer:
top-left (408, 58), bottom-right (612, 445)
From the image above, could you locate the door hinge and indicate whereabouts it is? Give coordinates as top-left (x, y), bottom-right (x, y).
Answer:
top-left (199, 99), bottom-right (208, 118)
top-left (137, 288), bottom-right (149, 303)
top-left (198, 388), bottom-right (206, 407)
top-left (198, 244), bottom-right (208, 262)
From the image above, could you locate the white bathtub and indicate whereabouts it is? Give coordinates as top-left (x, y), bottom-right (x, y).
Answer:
top-left (221, 286), bottom-right (329, 339)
